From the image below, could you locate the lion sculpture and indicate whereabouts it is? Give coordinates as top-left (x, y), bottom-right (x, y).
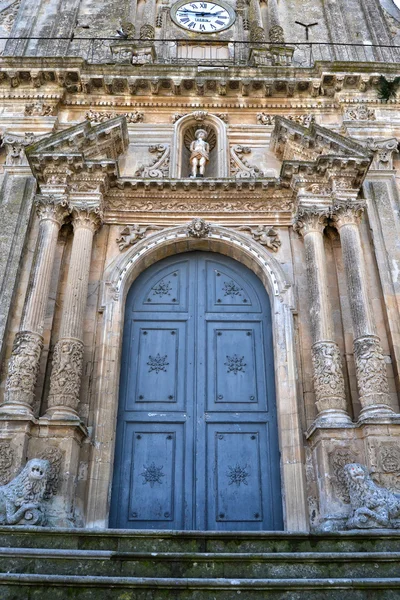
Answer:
top-left (344, 463), bottom-right (400, 529)
top-left (0, 458), bottom-right (50, 526)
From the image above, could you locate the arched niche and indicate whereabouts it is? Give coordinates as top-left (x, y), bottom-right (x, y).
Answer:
top-left (170, 113), bottom-right (229, 178)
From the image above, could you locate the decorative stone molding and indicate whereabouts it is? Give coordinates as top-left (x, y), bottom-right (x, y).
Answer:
top-left (237, 225), bottom-right (281, 252)
top-left (0, 442), bottom-right (15, 486)
top-left (0, 458), bottom-right (51, 526)
top-left (3, 132), bottom-right (35, 166)
top-left (116, 224), bottom-right (163, 251)
top-left (85, 109), bottom-right (144, 124)
top-left (365, 137), bottom-right (398, 170)
top-left (330, 449), bottom-right (359, 504)
top-left (172, 111), bottom-right (228, 124)
top-left (47, 338), bottom-right (84, 417)
top-left (257, 113), bottom-right (315, 126)
top-left (353, 335), bottom-right (390, 408)
top-left (343, 104), bottom-right (376, 121)
top-left (186, 218), bottom-right (211, 238)
top-left (293, 205), bottom-right (329, 235)
top-left (135, 144), bottom-right (170, 178)
top-left (71, 205), bottom-right (103, 233)
top-left (331, 201), bottom-right (365, 228)
top-left (344, 463), bottom-right (400, 529)
top-left (35, 195), bottom-right (69, 226)
top-left (230, 145), bottom-right (262, 178)
top-left (38, 447), bottom-right (63, 500)
top-left (24, 101), bottom-right (54, 117)
top-left (4, 331), bottom-right (43, 411)
top-left (311, 341), bottom-right (347, 414)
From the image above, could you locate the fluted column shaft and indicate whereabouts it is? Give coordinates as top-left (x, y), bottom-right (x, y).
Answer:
top-left (140, 0), bottom-right (156, 39)
top-left (46, 206), bottom-right (102, 420)
top-left (268, 0), bottom-right (285, 43)
top-left (294, 206), bottom-right (350, 423)
top-left (249, 0), bottom-right (266, 43)
top-left (2, 196), bottom-right (69, 416)
top-left (332, 201), bottom-right (393, 419)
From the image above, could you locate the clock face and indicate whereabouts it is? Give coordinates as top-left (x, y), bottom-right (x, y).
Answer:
top-left (172, 1), bottom-right (235, 33)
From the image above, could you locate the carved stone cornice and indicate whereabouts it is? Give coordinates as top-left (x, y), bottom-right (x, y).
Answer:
top-left (35, 195), bottom-right (70, 226)
top-left (293, 206), bottom-right (329, 235)
top-left (331, 201), bottom-right (366, 229)
top-left (71, 205), bottom-right (103, 233)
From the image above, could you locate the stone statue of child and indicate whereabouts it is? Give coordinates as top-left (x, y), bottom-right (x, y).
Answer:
top-left (189, 129), bottom-right (210, 178)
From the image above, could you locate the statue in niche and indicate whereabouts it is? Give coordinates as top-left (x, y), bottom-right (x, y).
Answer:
top-left (189, 129), bottom-right (210, 178)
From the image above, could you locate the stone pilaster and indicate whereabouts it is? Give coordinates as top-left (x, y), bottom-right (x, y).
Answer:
top-left (1, 196), bottom-right (69, 416)
top-left (294, 206), bottom-right (350, 424)
top-left (332, 201), bottom-right (394, 420)
top-left (46, 206), bottom-right (103, 420)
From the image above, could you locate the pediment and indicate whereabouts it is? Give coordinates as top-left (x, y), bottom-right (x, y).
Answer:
top-left (271, 117), bottom-right (370, 162)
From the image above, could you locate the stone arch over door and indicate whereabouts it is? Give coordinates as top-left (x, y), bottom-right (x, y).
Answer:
top-left (86, 225), bottom-right (308, 531)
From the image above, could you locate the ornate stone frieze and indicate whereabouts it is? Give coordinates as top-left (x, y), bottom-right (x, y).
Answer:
top-left (353, 335), bottom-right (390, 407)
top-left (331, 201), bottom-right (366, 228)
top-left (35, 196), bottom-right (70, 226)
top-left (0, 442), bottom-right (15, 486)
top-left (3, 132), bottom-right (35, 166)
top-left (24, 101), bottom-right (54, 117)
top-left (344, 463), bottom-right (400, 529)
top-left (85, 109), bottom-right (144, 124)
top-left (71, 206), bottom-right (103, 233)
top-left (47, 338), bottom-right (84, 414)
top-left (230, 145), bottom-right (263, 178)
top-left (330, 449), bottom-right (359, 504)
top-left (257, 113), bottom-right (315, 126)
top-left (135, 144), bottom-right (170, 178)
top-left (0, 458), bottom-right (51, 526)
top-left (365, 138), bottom-right (398, 170)
top-left (343, 104), bottom-right (376, 121)
top-left (172, 111), bottom-right (228, 123)
top-left (293, 206), bottom-right (329, 235)
top-left (187, 218), bottom-right (211, 238)
top-left (311, 341), bottom-right (347, 413)
top-left (38, 447), bottom-right (63, 500)
top-left (4, 331), bottom-right (43, 409)
top-left (237, 225), bottom-right (281, 251)
top-left (116, 224), bottom-right (163, 251)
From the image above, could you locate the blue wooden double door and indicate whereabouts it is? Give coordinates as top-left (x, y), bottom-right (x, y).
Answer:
top-left (110, 252), bottom-right (283, 530)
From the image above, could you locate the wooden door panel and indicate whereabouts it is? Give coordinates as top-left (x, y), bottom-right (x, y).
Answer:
top-left (206, 424), bottom-right (277, 530)
top-left (125, 321), bottom-right (187, 410)
top-left (132, 261), bottom-right (190, 313)
top-left (206, 322), bottom-right (267, 411)
top-left (205, 259), bottom-right (261, 313)
top-left (118, 423), bottom-right (184, 529)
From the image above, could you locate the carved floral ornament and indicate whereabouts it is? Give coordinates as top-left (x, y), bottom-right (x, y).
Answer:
top-left (85, 109), bottom-right (144, 124)
top-left (172, 111), bottom-right (228, 123)
top-left (257, 113), bottom-right (315, 126)
top-left (342, 104), bottom-right (376, 122)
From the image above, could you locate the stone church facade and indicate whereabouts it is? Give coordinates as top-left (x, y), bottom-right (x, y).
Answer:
top-left (0, 0), bottom-right (400, 535)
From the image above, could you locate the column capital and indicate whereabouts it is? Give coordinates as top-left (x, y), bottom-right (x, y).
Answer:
top-left (35, 195), bottom-right (70, 227)
top-left (71, 205), bottom-right (103, 233)
top-left (293, 205), bottom-right (329, 236)
top-left (331, 200), bottom-right (366, 229)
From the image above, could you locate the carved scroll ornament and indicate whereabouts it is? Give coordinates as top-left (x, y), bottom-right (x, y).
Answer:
top-left (230, 145), bottom-right (262, 178)
top-left (135, 144), bottom-right (170, 178)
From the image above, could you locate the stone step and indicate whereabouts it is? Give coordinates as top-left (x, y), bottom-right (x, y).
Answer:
top-left (1, 527), bottom-right (400, 553)
top-left (0, 547), bottom-right (399, 579)
top-left (1, 573), bottom-right (400, 600)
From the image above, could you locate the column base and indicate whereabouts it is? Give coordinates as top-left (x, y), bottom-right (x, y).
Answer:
top-left (43, 406), bottom-right (80, 421)
top-left (0, 402), bottom-right (34, 419)
top-left (314, 409), bottom-right (353, 427)
top-left (358, 404), bottom-right (396, 422)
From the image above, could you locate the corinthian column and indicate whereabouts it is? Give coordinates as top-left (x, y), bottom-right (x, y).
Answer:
top-left (45, 206), bottom-right (102, 420)
top-left (140, 0), bottom-right (156, 39)
top-left (332, 201), bottom-right (394, 420)
top-left (1, 196), bottom-right (69, 417)
top-left (294, 206), bottom-right (351, 424)
top-left (249, 0), bottom-right (267, 43)
top-left (267, 0), bottom-right (285, 43)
